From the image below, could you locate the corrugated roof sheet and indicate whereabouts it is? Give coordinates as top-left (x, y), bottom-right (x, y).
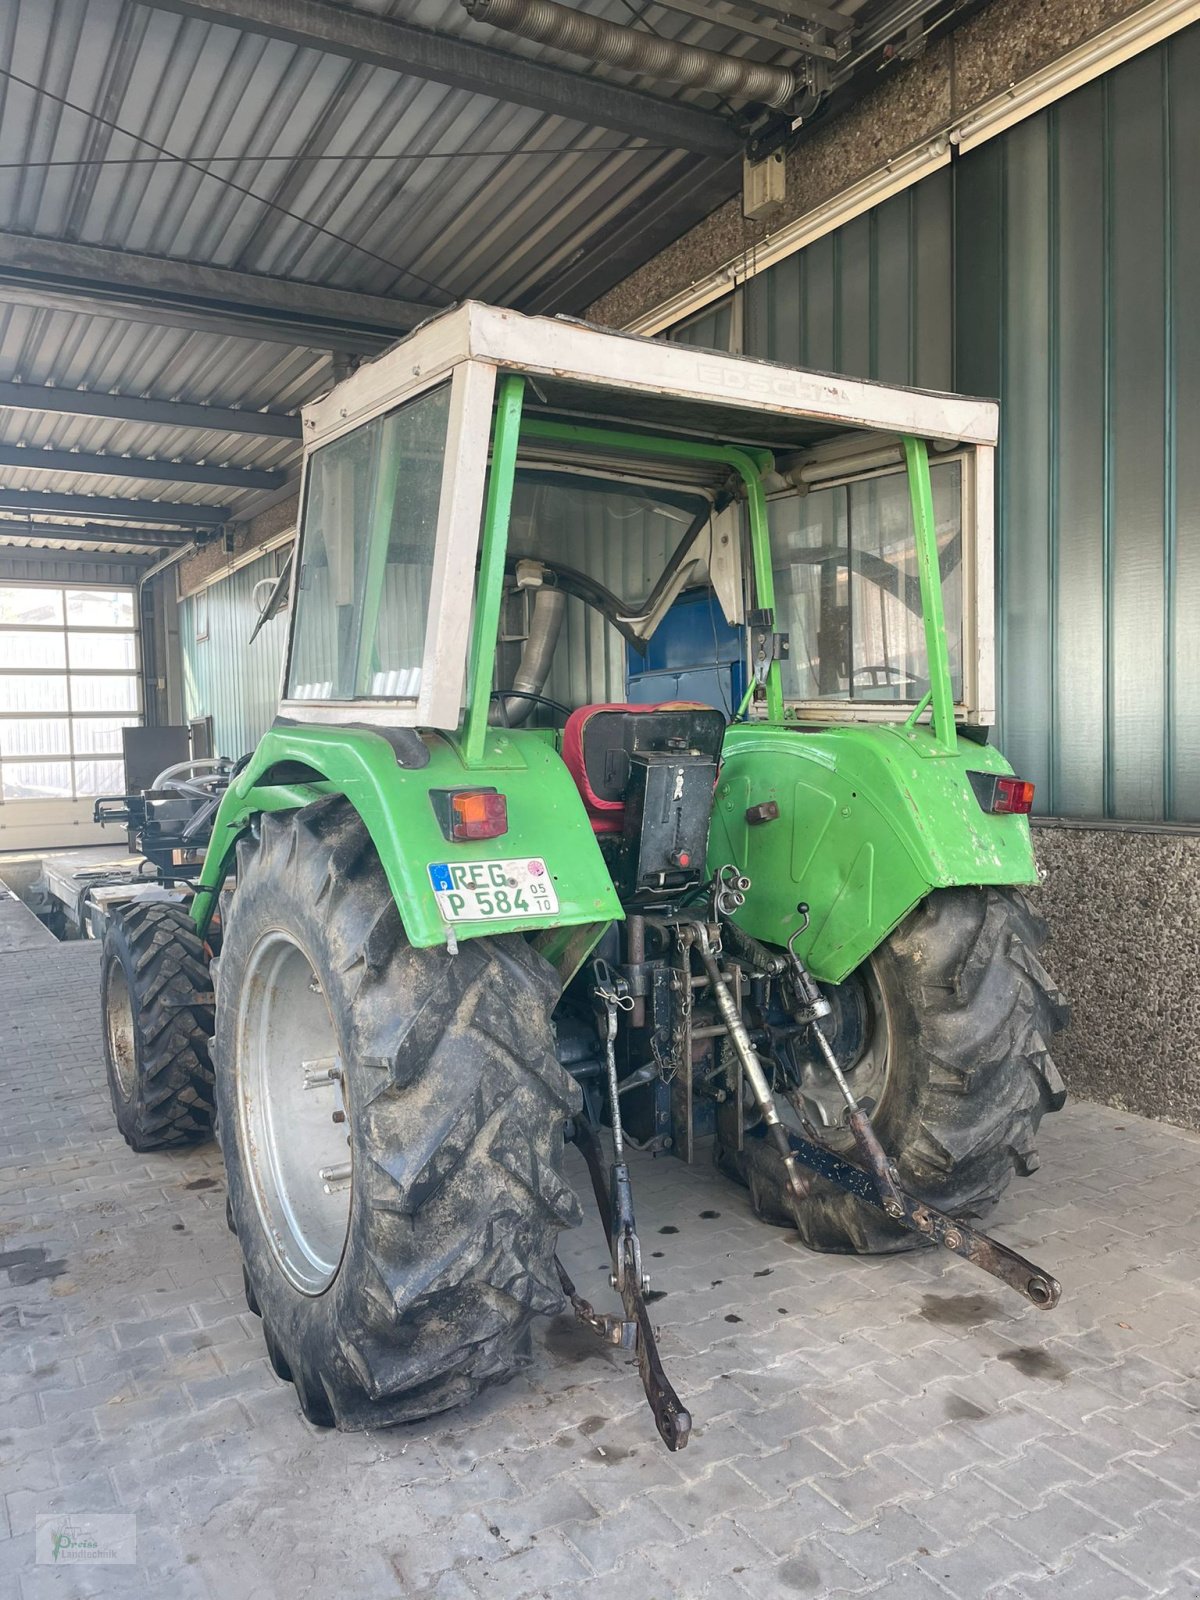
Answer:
top-left (0, 0), bottom-right (905, 549)
top-left (0, 0), bottom-right (768, 302)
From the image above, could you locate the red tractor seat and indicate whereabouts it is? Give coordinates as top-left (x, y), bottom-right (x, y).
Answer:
top-left (562, 703), bottom-right (725, 835)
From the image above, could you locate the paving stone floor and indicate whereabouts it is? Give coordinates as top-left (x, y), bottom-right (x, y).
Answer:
top-left (2, 939), bottom-right (1199, 1599)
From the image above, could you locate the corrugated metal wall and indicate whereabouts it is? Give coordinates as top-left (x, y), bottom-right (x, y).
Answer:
top-left (745, 173), bottom-right (954, 390)
top-left (743, 25), bottom-right (1200, 824)
top-left (179, 553), bottom-right (287, 759)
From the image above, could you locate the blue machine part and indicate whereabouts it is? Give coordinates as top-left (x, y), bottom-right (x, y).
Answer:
top-left (625, 591), bottom-right (744, 715)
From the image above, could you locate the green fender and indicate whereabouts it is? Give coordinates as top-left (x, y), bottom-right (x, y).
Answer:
top-left (191, 722), bottom-right (623, 946)
top-left (708, 722), bottom-right (1038, 985)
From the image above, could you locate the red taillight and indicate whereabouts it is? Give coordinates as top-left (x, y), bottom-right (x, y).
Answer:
top-left (993, 776), bottom-right (1035, 815)
top-left (968, 771), bottom-right (1036, 816)
top-left (992, 777), bottom-right (1036, 812)
top-left (449, 790), bottom-right (508, 841)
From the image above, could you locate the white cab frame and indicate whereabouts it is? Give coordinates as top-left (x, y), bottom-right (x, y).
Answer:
top-left (279, 302), bottom-right (999, 731)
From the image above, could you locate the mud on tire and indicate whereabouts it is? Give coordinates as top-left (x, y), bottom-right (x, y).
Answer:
top-left (101, 901), bottom-right (216, 1152)
top-left (717, 887), bottom-right (1069, 1253)
top-left (214, 797), bottom-right (584, 1429)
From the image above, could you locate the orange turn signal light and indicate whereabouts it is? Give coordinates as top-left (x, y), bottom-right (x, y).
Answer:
top-left (449, 789), bottom-right (508, 841)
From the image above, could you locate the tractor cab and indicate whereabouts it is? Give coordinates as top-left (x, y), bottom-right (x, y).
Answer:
top-left (281, 303), bottom-right (994, 750)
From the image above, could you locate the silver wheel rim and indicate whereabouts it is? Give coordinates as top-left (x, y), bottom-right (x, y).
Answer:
top-left (779, 961), bottom-right (892, 1153)
top-left (236, 930), bottom-right (351, 1295)
top-left (105, 957), bottom-right (137, 1097)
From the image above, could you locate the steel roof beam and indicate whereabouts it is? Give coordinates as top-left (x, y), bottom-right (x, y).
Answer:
top-left (0, 489), bottom-right (230, 527)
top-left (0, 382), bottom-right (303, 439)
top-left (0, 523), bottom-right (193, 549)
top-left (527, 153), bottom-right (741, 315)
top-left (0, 444), bottom-right (287, 491)
top-left (741, 0), bottom-right (853, 32)
top-left (0, 232), bottom-right (428, 352)
top-left (646, 0), bottom-right (837, 58)
top-left (143, 0), bottom-right (741, 157)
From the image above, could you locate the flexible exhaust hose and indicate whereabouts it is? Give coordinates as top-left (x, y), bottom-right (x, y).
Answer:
top-left (462, 0), bottom-right (799, 109)
top-left (489, 583), bottom-right (567, 726)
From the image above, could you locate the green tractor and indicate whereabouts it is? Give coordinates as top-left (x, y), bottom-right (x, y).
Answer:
top-left (99, 304), bottom-right (1067, 1449)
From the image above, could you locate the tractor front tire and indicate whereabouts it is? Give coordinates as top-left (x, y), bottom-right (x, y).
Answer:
top-left (716, 887), bottom-right (1069, 1253)
top-left (214, 798), bottom-right (583, 1429)
top-left (101, 901), bottom-right (216, 1152)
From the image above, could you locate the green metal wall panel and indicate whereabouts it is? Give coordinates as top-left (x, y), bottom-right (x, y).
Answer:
top-left (667, 300), bottom-right (733, 351)
top-left (179, 552), bottom-right (287, 760)
top-left (742, 25), bottom-right (1199, 823)
top-left (1052, 83), bottom-right (1107, 818)
top-left (746, 176), bottom-right (956, 389)
top-left (1171, 31), bottom-right (1200, 820)
top-left (1109, 51), bottom-right (1168, 820)
top-left (999, 114), bottom-right (1054, 808)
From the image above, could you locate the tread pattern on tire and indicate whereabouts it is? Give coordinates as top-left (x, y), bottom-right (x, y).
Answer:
top-left (102, 901), bottom-right (215, 1152)
top-left (718, 886), bottom-right (1069, 1254)
top-left (216, 797), bottom-right (583, 1430)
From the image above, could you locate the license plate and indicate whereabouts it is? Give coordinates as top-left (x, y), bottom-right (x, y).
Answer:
top-left (427, 857), bottom-right (559, 921)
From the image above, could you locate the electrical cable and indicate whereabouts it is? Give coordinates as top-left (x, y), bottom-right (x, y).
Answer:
top-left (0, 67), bottom-right (451, 303)
top-left (0, 66), bottom-right (675, 306)
top-left (0, 140), bottom-right (673, 172)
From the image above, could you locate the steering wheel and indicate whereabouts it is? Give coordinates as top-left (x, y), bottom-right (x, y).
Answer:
top-left (851, 663), bottom-right (921, 692)
top-left (488, 689), bottom-right (574, 727)
top-left (853, 662), bottom-right (904, 683)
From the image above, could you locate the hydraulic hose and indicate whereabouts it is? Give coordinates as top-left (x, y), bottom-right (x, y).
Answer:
top-left (462, 0), bottom-right (800, 109)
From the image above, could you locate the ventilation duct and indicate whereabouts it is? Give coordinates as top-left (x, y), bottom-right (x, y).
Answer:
top-left (462, 0), bottom-right (800, 109)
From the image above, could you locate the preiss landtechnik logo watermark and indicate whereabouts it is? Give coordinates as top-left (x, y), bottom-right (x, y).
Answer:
top-left (35, 1513), bottom-right (136, 1565)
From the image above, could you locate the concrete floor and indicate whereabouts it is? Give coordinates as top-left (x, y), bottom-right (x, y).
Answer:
top-left (2, 939), bottom-right (1199, 1600)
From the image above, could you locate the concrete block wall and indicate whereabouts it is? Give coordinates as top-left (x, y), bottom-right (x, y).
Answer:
top-left (1033, 827), bottom-right (1200, 1131)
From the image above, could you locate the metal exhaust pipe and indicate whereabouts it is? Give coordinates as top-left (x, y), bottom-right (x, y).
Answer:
top-left (489, 582), bottom-right (567, 726)
top-left (462, 0), bottom-right (800, 109)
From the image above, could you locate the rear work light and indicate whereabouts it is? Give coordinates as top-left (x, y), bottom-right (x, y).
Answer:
top-left (431, 788), bottom-right (508, 842)
top-left (968, 771), bottom-right (1035, 816)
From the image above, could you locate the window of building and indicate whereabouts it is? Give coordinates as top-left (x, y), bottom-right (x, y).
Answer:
top-left (0, 585), bottom-right (141, 802)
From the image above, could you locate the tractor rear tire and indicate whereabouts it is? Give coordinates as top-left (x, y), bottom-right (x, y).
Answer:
top-left (213, 798), bottom-right (583, 1430)
top-left (101, 901), bottom-right (216, 1152)
top-left (716, 887), bottom-right (1069, 1253)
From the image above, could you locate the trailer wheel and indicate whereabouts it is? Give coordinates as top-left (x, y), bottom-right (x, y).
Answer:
top-left (716, 887), bottom-right (1069, 1253)
top-left (101, 901), bottom-right (216, 1152)
top-left (214, 798), bottom-right (583, 1429)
